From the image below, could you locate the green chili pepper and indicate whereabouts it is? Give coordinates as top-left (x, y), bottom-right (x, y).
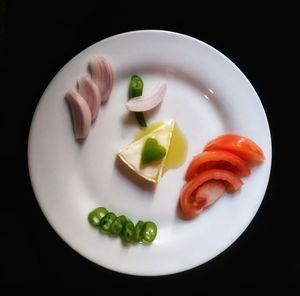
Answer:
top-left (110, 215), bottom-right (127, 236)
top-left (88, 206), bottom-right (158, 244)
top-left (129, 75), bottom-right (147, 127)
top-left (133, 220), bottom-right (145, 242)
top-left (122, 219), bottom-right (135, 243)
top-left (88, 207), bottom-right (108, 227)
top-left (141, 137), bottom-right (166, 165)
top-left (142, 221), bottom-right (157, 243)
top-left (100, 212), bottom-right (117, 233)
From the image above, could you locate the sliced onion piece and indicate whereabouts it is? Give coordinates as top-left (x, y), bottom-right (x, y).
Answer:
top-left (65, 90), bottom-right (92, 140)
top-left (125, 82), bottom-right (167, 112)
top-left (77, 75), bottom-right (101, 122)
top-left (88, 56), bottom-right (113, 104)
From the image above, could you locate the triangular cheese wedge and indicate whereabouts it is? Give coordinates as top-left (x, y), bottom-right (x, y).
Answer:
top-left (118, 120), bottom-right (175, 183)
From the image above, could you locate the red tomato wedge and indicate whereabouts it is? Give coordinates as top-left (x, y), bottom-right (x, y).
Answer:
top-left (194, 179), bottom-right (226, 209)
top-left (204, 134), bottom-right (265, 164)
top-left (179, 169), bottom-right (243, 219)
top-left (185, 150), bottom-right (251, 181)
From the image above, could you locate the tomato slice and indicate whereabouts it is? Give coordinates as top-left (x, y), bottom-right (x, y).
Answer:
top-left (179, 169), bottom-right (243, 219)
top-left (194, 179), bottom-right (226, 209)
top-left (185, 150), bottom-right (251, 181)
top-left (204, 134), bottom-right (265, 164)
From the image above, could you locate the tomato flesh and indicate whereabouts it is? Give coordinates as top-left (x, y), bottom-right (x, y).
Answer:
top-left (194, 180), bottom-right (226, 207)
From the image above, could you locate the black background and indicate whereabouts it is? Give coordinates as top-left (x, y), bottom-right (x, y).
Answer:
top-left (2, 0), bottom-right (298, 291)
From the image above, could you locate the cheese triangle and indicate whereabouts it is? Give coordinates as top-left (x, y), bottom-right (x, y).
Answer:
top-left (118, 120), bottom-right (175, 183)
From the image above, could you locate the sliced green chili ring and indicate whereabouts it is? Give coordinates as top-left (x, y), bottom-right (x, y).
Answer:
top-left (88, 207), bottom-right (108, 227)
top-left (129, 75), bottom-right (147, 127)
top-left (142, 221), bottom-right (157, 243)
top-left (122, 219), bottom-right (134, 243)
top-left (133, 220), bottom-right (145, 242)
top-left (110, 215), bottom-right (127, 236)
top-left (99, 212), bottom-right (117, 233)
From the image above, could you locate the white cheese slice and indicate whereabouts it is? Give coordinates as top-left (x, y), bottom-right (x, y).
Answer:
top-left (118, 120), bottom-right (175, 183)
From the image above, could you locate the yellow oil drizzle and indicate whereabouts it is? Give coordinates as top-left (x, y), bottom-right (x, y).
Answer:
top-left (134, 122), bottom-right (164, 140)
top-left (134, 121), bottom-right (187, 172)
top-left (164, 123), bottom-right (187, 171)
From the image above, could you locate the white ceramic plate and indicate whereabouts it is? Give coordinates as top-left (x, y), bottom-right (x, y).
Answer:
top-left (28, 30), bottom-right (271, 276)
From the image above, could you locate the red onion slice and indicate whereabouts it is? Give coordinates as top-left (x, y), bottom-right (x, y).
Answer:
top-left (125, 83), bottom-right (167, 112)
top-left (65, 90), bottom-right (92, 140)
top-left (77, 75), bottom-right (101, 122)
top-left (88, 56), bottom-right (113, 104)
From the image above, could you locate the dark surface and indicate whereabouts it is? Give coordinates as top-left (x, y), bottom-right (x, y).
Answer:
top-left (2, 1), bottom-right (298, 291)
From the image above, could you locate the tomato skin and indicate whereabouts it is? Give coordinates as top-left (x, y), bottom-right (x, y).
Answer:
top-left (179, 169), bottom-right (243, 219)
top-left (204, 134), bottom-right (265, 163)
top-left (185, 150), bottom-right (250, 181)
